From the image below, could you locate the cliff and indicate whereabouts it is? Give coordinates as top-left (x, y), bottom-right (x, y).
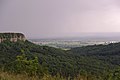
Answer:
top-left (0, 33), bottom-right (26, 43)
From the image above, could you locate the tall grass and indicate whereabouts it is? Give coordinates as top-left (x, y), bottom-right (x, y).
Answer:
top-left (0, 71), bottom-right (88, 80)
top-left (0, 72), bottom-right (39, 80)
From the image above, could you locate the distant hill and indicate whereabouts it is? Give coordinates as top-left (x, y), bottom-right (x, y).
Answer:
top-left (70, 42), bottom-right (120, 56)
top-left (0, 33), bottom-right (26, 43)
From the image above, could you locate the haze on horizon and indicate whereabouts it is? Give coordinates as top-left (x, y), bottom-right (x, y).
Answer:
top-left (0, 0), bottom-right (120, 38)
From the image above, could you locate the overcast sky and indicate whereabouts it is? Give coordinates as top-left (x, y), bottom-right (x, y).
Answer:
top-left (0, 0), bottom-right (120, 38)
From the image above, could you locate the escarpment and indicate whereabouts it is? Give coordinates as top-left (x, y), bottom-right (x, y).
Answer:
top-left (0, 33), bottom-right (26, 43)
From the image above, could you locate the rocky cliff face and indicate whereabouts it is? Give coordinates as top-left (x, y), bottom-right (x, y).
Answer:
top-left (0, 33), bottom-right (26, 43)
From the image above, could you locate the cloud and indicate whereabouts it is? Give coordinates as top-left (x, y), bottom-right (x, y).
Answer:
top-left (0, 0), bottom-right (120, 38)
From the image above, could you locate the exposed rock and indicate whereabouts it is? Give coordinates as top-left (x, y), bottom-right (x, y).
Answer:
top-left (0, 33), bottom-right (26, 43)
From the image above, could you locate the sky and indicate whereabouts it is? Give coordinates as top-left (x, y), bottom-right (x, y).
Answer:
top-left (0, 0), bottom-right (120, 38)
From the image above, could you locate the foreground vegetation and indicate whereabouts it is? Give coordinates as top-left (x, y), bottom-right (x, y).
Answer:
top-left (0, 53), bottom-right (90, 80)
top-left (0, 71), bottom-right (91, 80)
top-left (0, 40), bottom-right (120, 79)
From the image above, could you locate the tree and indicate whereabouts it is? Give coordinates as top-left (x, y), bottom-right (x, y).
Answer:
top-left (5, 53), bottom-right (46, 78)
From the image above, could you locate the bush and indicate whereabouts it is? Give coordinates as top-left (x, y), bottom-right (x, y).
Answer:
top-left (5, 54), bottom-right (47, 78)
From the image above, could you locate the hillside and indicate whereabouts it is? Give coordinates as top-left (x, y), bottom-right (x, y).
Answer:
top-left (0, 34), bottom-right (120, 79)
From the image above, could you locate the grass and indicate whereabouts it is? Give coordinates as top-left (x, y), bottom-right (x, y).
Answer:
top-left (0, 72), bottom-right (39, 80)
top-left (0, 71), bottom-right (89, 80)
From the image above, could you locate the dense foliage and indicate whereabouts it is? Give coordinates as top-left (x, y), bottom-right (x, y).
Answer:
top-left (0, 40), bottom-right (120, 79)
